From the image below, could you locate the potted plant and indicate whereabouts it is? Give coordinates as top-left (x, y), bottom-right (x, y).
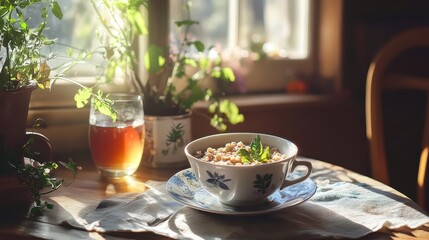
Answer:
top-left (89, 0), bottom-right (244, 168)
top-left (0, 0), bottom-right (114, 217)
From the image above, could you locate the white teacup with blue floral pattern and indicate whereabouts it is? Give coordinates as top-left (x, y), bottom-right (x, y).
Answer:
top-left (185, 133), bottom-right (312, 207)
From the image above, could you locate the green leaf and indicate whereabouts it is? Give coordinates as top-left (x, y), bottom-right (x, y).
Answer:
top-left (238, 149), bottom-right (251, 163)
top-left (128, 9), bottom-right (148, 34)
top-left (221, 67), bottom-right (235, 82)
top-left (199, 57), bottom-right (209, 70)
top-left (193, 41), bottom-right (205, 52)
top-left (219, 100), bottom-right (244, 125)
top-left (31, 207), bottom-right (43, 216)
top-left (250, 135), bottom-right (262, 160)
top-left (129, 0), bottom-right (148, 9)
top-left (184, 58), bottom-right (197, 67)
top-left (51, 1), bottom-right (63, 20)
top-left (39, 6), bottom-right (47, 19)
top-left (179, 82), bottom-right (206, 109)
top-left (0, 8), bottom-right (8, 18)
top-left (211, 67), bottom-right (235, 82)
top-left (210, 114), bottom-right (227, 132)
top-left (95, 100), bottom-right (117, 122)
top-left (261, 146), bottom-right (271, 161)
top-left (205, 88), bottom-right (213, 101)
top-left (236, 135), bottom-right (270, 163)
top-left (74, 88), bottom-right (92, 108)
top-left (59, 160), bottom-right (81, 178)
top-left (18, 20), bottom-right (28, 30)
top-left (66, 48), bottom-right (73, 57)
top-left (211, 68), bottom-right (221, 78)
top-left (208, 102), bottom-right (218, 114)
top-left (93, 90), bottom-right (117, 121)
top-left (42, 38), bottom-right (56, 45)
top-left (144, 45), bottom-right (165, 73)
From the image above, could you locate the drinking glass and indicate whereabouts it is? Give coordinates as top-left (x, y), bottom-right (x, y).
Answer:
top-left (89, 93), bottom-right (144, 179)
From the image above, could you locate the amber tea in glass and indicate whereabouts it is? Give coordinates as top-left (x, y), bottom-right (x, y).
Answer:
top-left (89, 94), bottom-right (144, 179)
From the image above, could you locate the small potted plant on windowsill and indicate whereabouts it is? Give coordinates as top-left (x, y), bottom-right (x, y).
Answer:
top-left (0, 0), bottom-right (114, 217)
top-left (89, 0), bottom-right (244, 168)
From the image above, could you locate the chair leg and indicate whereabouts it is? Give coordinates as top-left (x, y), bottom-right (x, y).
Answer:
top-left (417, 93), bottom-right (429, 210)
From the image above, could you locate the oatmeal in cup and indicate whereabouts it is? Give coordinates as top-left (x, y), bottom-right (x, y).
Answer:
top-left (185, 133), bottom-right (312, 206)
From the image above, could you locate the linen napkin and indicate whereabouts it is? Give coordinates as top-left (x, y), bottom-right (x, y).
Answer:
top-left (65, 181), bottom-right (183, 237)
top-left (65, 178), bottom-right (429, 239)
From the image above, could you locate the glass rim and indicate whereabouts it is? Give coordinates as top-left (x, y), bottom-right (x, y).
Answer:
top-left (93, 93), bottom-right (142, 103)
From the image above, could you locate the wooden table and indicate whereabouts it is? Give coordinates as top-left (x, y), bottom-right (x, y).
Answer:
top-left (0, 152), bottom-right (428, 240)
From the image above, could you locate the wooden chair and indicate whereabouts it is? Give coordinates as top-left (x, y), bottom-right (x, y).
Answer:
top-left (366, 27), bottom-right (429, 210)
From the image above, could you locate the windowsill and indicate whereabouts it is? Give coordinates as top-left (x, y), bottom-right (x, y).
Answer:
top-left (193, 93), bottom-right (349, 109)
top-left (28, 92), bottom-right (356, 156)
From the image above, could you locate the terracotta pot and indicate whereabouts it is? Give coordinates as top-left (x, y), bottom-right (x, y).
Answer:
top-left (0, 175), bottom-right (33, 220)
top-left (1, 84), bottom-right (34, 173)
top-left (0, 84), bottom-right (52, 218)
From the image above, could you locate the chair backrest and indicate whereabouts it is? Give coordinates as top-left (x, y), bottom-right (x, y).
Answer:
top-left (366, 27), bottom-right (429, 209)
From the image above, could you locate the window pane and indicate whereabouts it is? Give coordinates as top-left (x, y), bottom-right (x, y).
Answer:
top-left (240, 0), bottom-right (310, 59)
top-left (170, 0), bottom-right (229, 51)
top-left (169, 0), bottom-right (310, 59)
top-left (50, 1), bottom-right (98, 54)
top-left (21, 0), bottom-right (101, 76)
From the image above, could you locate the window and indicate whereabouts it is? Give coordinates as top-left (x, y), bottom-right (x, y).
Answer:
top-left (167, 0), bottom-right (313, 93)
top-left (29, 0), bottom-right (130, 107)
top-left (170, 0), bottom-right (310, 59)
top-left (239, 0), bottom-right (310, 59)
top-left (20, 0), bottom-right (101, 78)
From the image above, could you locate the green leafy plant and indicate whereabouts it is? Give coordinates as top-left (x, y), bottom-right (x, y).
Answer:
top-left (14, 158), bottom-right (80, 216)
top-left (0, 0), bottom-right (116, 118)
top-left (238, 135), bottom-right (271, 163)
top-left (90, 0), bottom-right (244, 131)
top-left (5, 119), bottom-right (82, 216)
top-left (0, 1), bottom-right (106, 215)
top-left (0, 0), bottom-right (62, 91)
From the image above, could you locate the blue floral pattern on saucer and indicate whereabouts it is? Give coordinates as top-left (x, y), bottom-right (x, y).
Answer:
top-left (166, 168), bottom-right (317, 215)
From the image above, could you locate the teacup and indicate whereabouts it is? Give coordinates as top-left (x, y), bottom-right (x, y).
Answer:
top-left (185, 132), bottom-right (312, 206)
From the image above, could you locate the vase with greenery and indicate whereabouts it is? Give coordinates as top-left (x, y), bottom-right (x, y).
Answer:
top-left (0, 0), bottom-right (115, 216)
top-left (87, 0), bottom-right (244, 167)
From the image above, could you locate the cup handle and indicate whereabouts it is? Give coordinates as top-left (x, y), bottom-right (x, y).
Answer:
top-left (281, 159), bottom-right (312, 189)
top-left (25, 132), bottom-right (53, 163)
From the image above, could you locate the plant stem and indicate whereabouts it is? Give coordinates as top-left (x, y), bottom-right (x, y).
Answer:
top-left (164, 0), bottom-right (193, 96)
top-left (90, 0), bottom-right (145, 94)
top-left (52, 76), bottom-right (87, 89)
top-left (90, 0), bottom-right (116, 38)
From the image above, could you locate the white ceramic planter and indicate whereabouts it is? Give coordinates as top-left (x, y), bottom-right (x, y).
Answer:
top-left (141, 112), bottom-right (191, 168)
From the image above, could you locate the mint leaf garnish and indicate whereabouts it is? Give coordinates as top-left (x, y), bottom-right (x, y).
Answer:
top-left (238, 135), bottom-right (271, 163)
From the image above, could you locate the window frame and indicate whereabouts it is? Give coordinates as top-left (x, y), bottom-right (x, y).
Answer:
top-left (146, 0), bottom-right (316, 93)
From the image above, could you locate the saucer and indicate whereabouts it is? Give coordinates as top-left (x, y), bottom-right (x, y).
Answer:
top-left (166, 168), bottom-right (317, 215)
